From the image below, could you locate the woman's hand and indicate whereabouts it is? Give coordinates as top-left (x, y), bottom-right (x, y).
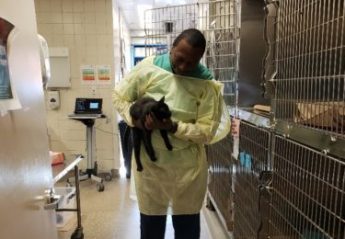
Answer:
top-left (231, 118), bottom-right (240, 136)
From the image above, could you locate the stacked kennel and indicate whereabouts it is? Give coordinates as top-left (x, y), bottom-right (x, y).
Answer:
top-left (232, 0), bottom-right (345, 238)
top-left (144, 0), bottom-right (240, 233)
top-left (265, 0), bottom-right (345, 238)
top-left (232, 113), bottom-right (272, 239)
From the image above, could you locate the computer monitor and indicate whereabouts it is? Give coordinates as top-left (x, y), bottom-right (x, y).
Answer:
top-left (74, 98), bottom-right (102, 114)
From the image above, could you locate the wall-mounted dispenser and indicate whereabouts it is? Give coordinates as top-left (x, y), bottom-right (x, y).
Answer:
top-left (47, 90), bottom-right (60, 110)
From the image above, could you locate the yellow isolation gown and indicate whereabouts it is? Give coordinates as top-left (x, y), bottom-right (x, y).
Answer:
top-left (113, 55), bottom-right (230, 215)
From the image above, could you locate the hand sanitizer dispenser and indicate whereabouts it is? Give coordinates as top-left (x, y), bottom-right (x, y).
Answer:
top-left (47, 90), bottom-right (60, 110)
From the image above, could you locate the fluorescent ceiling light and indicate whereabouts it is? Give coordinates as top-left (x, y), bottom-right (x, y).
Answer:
top-left (137, 4), bottom-right (152, 29)
top-left (155, 0), bottom-right (187, 5)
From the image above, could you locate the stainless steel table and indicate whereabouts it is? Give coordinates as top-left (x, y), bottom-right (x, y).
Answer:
top-left (52, 154), bottom-right (84, 239)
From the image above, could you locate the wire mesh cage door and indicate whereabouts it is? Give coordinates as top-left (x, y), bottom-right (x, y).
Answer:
top-left (270, 136), bottom-right (345, 239)
top-left (263, 1), bottom-right (345, 238)
top-left (234, 120), bottom-right (271, 239)
top-left (207, 134), bottom-right (234, 232)
top-left (144, 0), bottom-right (240, 106)
top-left (268, 0), bottom-right (345, 140)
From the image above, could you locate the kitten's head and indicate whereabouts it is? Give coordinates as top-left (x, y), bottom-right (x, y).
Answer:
top-left (152, 96), bottom-right (172, 120)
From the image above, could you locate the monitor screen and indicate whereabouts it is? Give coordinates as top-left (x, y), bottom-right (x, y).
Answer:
top-left (76, 101), bottom-right (86, 111)
top-left (89, 102), bottom-right (99, 109)
top-left (74, 98), bottom-right (102, 114)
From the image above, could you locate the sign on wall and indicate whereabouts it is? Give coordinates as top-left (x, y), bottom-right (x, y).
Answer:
top-left (0, 17), bottom-right (14, 99)
top-left (0, 16), bottom-right (21, 116)
top-left (81, 65), bottom-right (111, 85)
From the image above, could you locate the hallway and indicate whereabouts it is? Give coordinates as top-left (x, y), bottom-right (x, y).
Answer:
top-left (58, 176), bottom-right (230, 239)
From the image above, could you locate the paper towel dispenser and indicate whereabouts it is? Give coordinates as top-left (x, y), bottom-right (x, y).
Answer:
top-left (47, 47), bottom-right (71, 88)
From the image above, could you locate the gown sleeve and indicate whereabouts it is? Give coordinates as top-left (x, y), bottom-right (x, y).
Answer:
top-left (112, 59), bottom-right (151, 126)
top-left (174, 80), bottom-right (230, 144)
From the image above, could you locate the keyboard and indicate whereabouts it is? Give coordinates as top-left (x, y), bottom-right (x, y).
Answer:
top-left (68, 113), bottom-right (104, 119)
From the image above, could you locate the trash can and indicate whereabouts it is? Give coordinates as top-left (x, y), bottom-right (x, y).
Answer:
top-left (118, 120), bottom-right (132, 178)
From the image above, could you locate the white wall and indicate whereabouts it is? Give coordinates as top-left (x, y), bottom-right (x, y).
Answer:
top-left (35, 0), bottom-right (130, 172)
top-left (112, 0), bottom-right (131, 82)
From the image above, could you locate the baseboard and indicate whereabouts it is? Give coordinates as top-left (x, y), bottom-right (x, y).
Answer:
top-left (201, 206), bottom-right (233, 239)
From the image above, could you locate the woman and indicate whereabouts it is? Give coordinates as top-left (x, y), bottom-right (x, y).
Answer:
top-left (113, 28), bottom-right (230, 239)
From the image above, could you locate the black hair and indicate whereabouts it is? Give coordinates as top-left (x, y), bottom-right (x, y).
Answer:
top-left (172, 28), bottom-right (206, 52)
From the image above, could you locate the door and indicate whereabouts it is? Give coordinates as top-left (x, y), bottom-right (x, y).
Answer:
top-left (0, 1), bottom-right (58, 238)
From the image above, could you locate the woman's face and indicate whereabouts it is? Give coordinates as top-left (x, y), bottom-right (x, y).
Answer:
top-left (170, 38), bottom-right (204, 76)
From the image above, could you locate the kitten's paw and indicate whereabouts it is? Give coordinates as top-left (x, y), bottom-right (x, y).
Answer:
top-left (137, 166), bottom-right (143, 171)
top-left (151, 156), bottom-right (157, 162)
top-left (167, 145), bottom-right (173, 151)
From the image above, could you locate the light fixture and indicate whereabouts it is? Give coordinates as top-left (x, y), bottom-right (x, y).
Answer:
top-left (137, 4), bottom-right (153, 29)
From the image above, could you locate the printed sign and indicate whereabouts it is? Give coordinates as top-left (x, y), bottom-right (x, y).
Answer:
top-left (97, 65), bottom-right (111, 84)
top-left (81, 65), bottom-right (96, 84)
top-left (0, 18), bottom-right (14, 99)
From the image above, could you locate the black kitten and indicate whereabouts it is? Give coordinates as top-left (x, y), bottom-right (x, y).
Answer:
top-left (124, 96), bottom-right (173, 172)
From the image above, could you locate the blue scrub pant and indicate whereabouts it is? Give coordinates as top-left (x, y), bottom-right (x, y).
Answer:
top-left (140, 213), bottom-right (200, 239)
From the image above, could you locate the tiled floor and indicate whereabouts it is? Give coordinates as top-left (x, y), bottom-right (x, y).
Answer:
top-left (58, 175), bottom-right (231, 239)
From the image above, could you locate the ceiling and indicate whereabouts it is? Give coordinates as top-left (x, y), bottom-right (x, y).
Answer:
top-left (117, 0), bottom-right (190, 30)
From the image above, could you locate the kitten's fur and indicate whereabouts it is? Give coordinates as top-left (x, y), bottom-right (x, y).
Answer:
top-left (124, 96), bottom-right (173, 171)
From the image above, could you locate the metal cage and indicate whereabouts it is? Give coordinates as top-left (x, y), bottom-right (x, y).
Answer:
top-left (207, 134), bottom-right (234, 232)
top-left (270, 135), bottom-right (345, 239)
top-left (269, 0), bottom-right (345, 138)
top-left (234, 120), bottom-right (271, 239)
top-left (144, 0), bottom-right (240, 106)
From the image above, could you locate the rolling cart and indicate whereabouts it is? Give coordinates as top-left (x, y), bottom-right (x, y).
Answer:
top-left (68, 114), bottom-right (112, 192)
